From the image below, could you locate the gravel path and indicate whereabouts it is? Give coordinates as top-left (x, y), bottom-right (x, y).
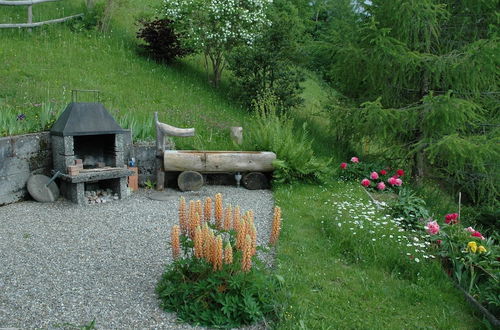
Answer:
top-left (0, 186), bottom-right (275, 329)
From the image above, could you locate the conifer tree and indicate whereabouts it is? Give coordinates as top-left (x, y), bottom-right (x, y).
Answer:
top-left (327, 0), bottom-right (499, 206)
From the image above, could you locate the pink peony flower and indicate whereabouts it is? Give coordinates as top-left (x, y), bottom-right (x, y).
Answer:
top-left (376, 182), bottom-right (386, 190)
top-left (425, 221), bottom-right (440, 235)
top-left (361, 179), bottom-right (371, 187)
top-left (340, 162), bottom-right (347, 169)
top-left (388, 177), bottom-right (397, 186)
top-left (370, 172), bottom-right (379, 180)
top-left (380, 169), bottom-right (387, 175)
top-left (465, 226), bottom-right (475, 233)
top-left (396, 169), bottom-right (405, 177)
top-left (395, 178), bottom-right (403, 186)
top-left (444, 213), bottom-right (459, 224)
top-left (351, 157), bottom-right (359, 163)
top-left (471, 231), bottom-right (485, 240)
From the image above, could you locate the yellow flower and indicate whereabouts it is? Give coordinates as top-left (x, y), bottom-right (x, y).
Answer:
top-left (467, 241), bottom-right (477, 253)
top-left (478, 245), bottom-right (487, 253)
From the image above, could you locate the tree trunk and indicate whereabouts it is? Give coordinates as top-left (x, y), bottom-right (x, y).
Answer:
top-left (208, 51), bottom-right (225, 87)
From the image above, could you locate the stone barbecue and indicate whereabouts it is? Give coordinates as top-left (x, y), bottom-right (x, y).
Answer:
top-left (50, 102), bottom-right (132, 205)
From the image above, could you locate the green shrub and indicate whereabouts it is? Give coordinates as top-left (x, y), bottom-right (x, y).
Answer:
top-left (390, 188), bottom-right (430, 228)
top-left (157, 257), bottom-right (281, 328)
top-left (240, 95), bottom-right (330, 184)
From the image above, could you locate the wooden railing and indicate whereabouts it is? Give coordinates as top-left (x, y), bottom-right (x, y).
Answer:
top-left (0, 0), bottom-right (83, 29)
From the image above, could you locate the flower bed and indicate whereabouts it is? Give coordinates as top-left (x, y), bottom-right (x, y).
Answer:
top-left (336, 157), bottom-right (500, 322)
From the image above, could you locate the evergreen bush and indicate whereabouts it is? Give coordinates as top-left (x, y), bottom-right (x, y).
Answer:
top-left (136, 18), bottom-right (193, 63)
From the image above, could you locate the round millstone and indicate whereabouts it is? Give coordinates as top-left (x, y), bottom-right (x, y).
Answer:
top-left (242, 172), bottom-right (269, 190)
top-left (177, 171), bottom-right (204, 191)
top-left (27, 175), bottom-right (60, 202)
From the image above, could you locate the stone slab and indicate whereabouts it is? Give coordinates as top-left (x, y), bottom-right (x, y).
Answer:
top-left (56, 168), bottom-right (134, 183)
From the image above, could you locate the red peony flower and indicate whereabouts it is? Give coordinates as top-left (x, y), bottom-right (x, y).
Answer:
top-left (361, 179), bottom-right (371, 187)
top-left (388, 177), bottom-right (397, 186)
top-left (340, 162), bottom-right (347, 169)
top-left (444, 213), bottom-right (459, 224)
top-left (471, 231), bottom-right (485, 240)
top-left (380, 169), bottom-right (387, 175)
top-left (396, 169), bottom-right (405, 177)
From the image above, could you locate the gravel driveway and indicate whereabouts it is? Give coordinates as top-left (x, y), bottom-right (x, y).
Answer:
top-left (0, 186), bottom-right (275, 329)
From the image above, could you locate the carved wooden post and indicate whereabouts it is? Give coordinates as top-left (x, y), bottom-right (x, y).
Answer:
top-left (154, 112), bottom-right (195, 190)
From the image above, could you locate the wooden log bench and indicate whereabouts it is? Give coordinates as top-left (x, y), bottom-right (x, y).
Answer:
top-left (154, 112), bottom-right (276, 191)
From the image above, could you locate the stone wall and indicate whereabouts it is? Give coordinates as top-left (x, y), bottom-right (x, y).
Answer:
top-left (0, 132), bottom-right (52, 206)
top-left (0, 131), bottom-right (159, 206)
top-left (130, 142), bottom-right (156, 186)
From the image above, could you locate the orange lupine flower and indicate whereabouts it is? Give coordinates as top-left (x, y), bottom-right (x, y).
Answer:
top-left (223, 205), bottom-right (232, 231)
top-left (190, 212), bottom-right (200, 240)
top-left (203, 230), bottom-right (214, 263)
top-left (178, 197), bottom-right (187, 235)
top-left (233, 205), bottom-right (241, 231)
top-left (188, 200), bottom-right (195, 237)
top-left (196, 200), bottom-right (203, 223)
top-left (224, 242), bottom-right (233, 264)
top-left (213, 235), bottom-right (223, 271)
top-left (242, 234), bottom-right (253, 272)
top-left (247, 210), bottom-right (254, 225)
top-left (204, 197), bottom-right (212, 223)
top-left (249, 222), bottom-right (257, 256)
top-left (270, 206), bottom-right (282, 245)
top-left (236, 217), bottom-right (247, 250)
top-left (215, 193), bottom-right (223, 228)
top-left (171, 225), bottom-right (181, 260)
top-left (194, 226), bottom-right (203, 258)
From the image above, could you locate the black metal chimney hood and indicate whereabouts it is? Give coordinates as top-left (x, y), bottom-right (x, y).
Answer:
top-left (50, 102), bottom-right (126, 136)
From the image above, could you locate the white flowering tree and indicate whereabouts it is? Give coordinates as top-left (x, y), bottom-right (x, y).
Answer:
top-left (164, 0), bottom-right (272, 86)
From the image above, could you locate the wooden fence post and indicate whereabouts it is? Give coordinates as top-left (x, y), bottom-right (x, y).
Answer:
top-left (27, 4), bottom-right (32, 32)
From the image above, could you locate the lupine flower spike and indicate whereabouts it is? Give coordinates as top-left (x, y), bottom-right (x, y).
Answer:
top-left (233, 206), bottom-right (241, 231)
top-left (224, 242), bottom-right (233, 264)
top-left (196, 200), bottom-right (203, 223)
top-left (249, 222), bottom-right (257, 256)
top-left (188, 200), bottom-right (195, 237)
top-left (191, 213), bottom-right (200, 240)
top-left (203, 230), bottom-right (214, 262)
top-left (178, 197), bottom-right (187, 235)
top-left (270, 206), bottom-right (282, 245)
top-left (213, 236), bottom-right (223, 271)
top-left (171, 225), bottom-right (181, 260)
top-left (204, 197), bottom-right (212, 223)
top-left (236, 216), bottom-right (247, 250)
top-left (215, 193), bottom-right (223, 228)
top-left (223, 205), bottom-right (232, 231)
top-left (242, 235), bottom-right (253, 272)
top-left (194, 226), bottom-right (203, 258)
